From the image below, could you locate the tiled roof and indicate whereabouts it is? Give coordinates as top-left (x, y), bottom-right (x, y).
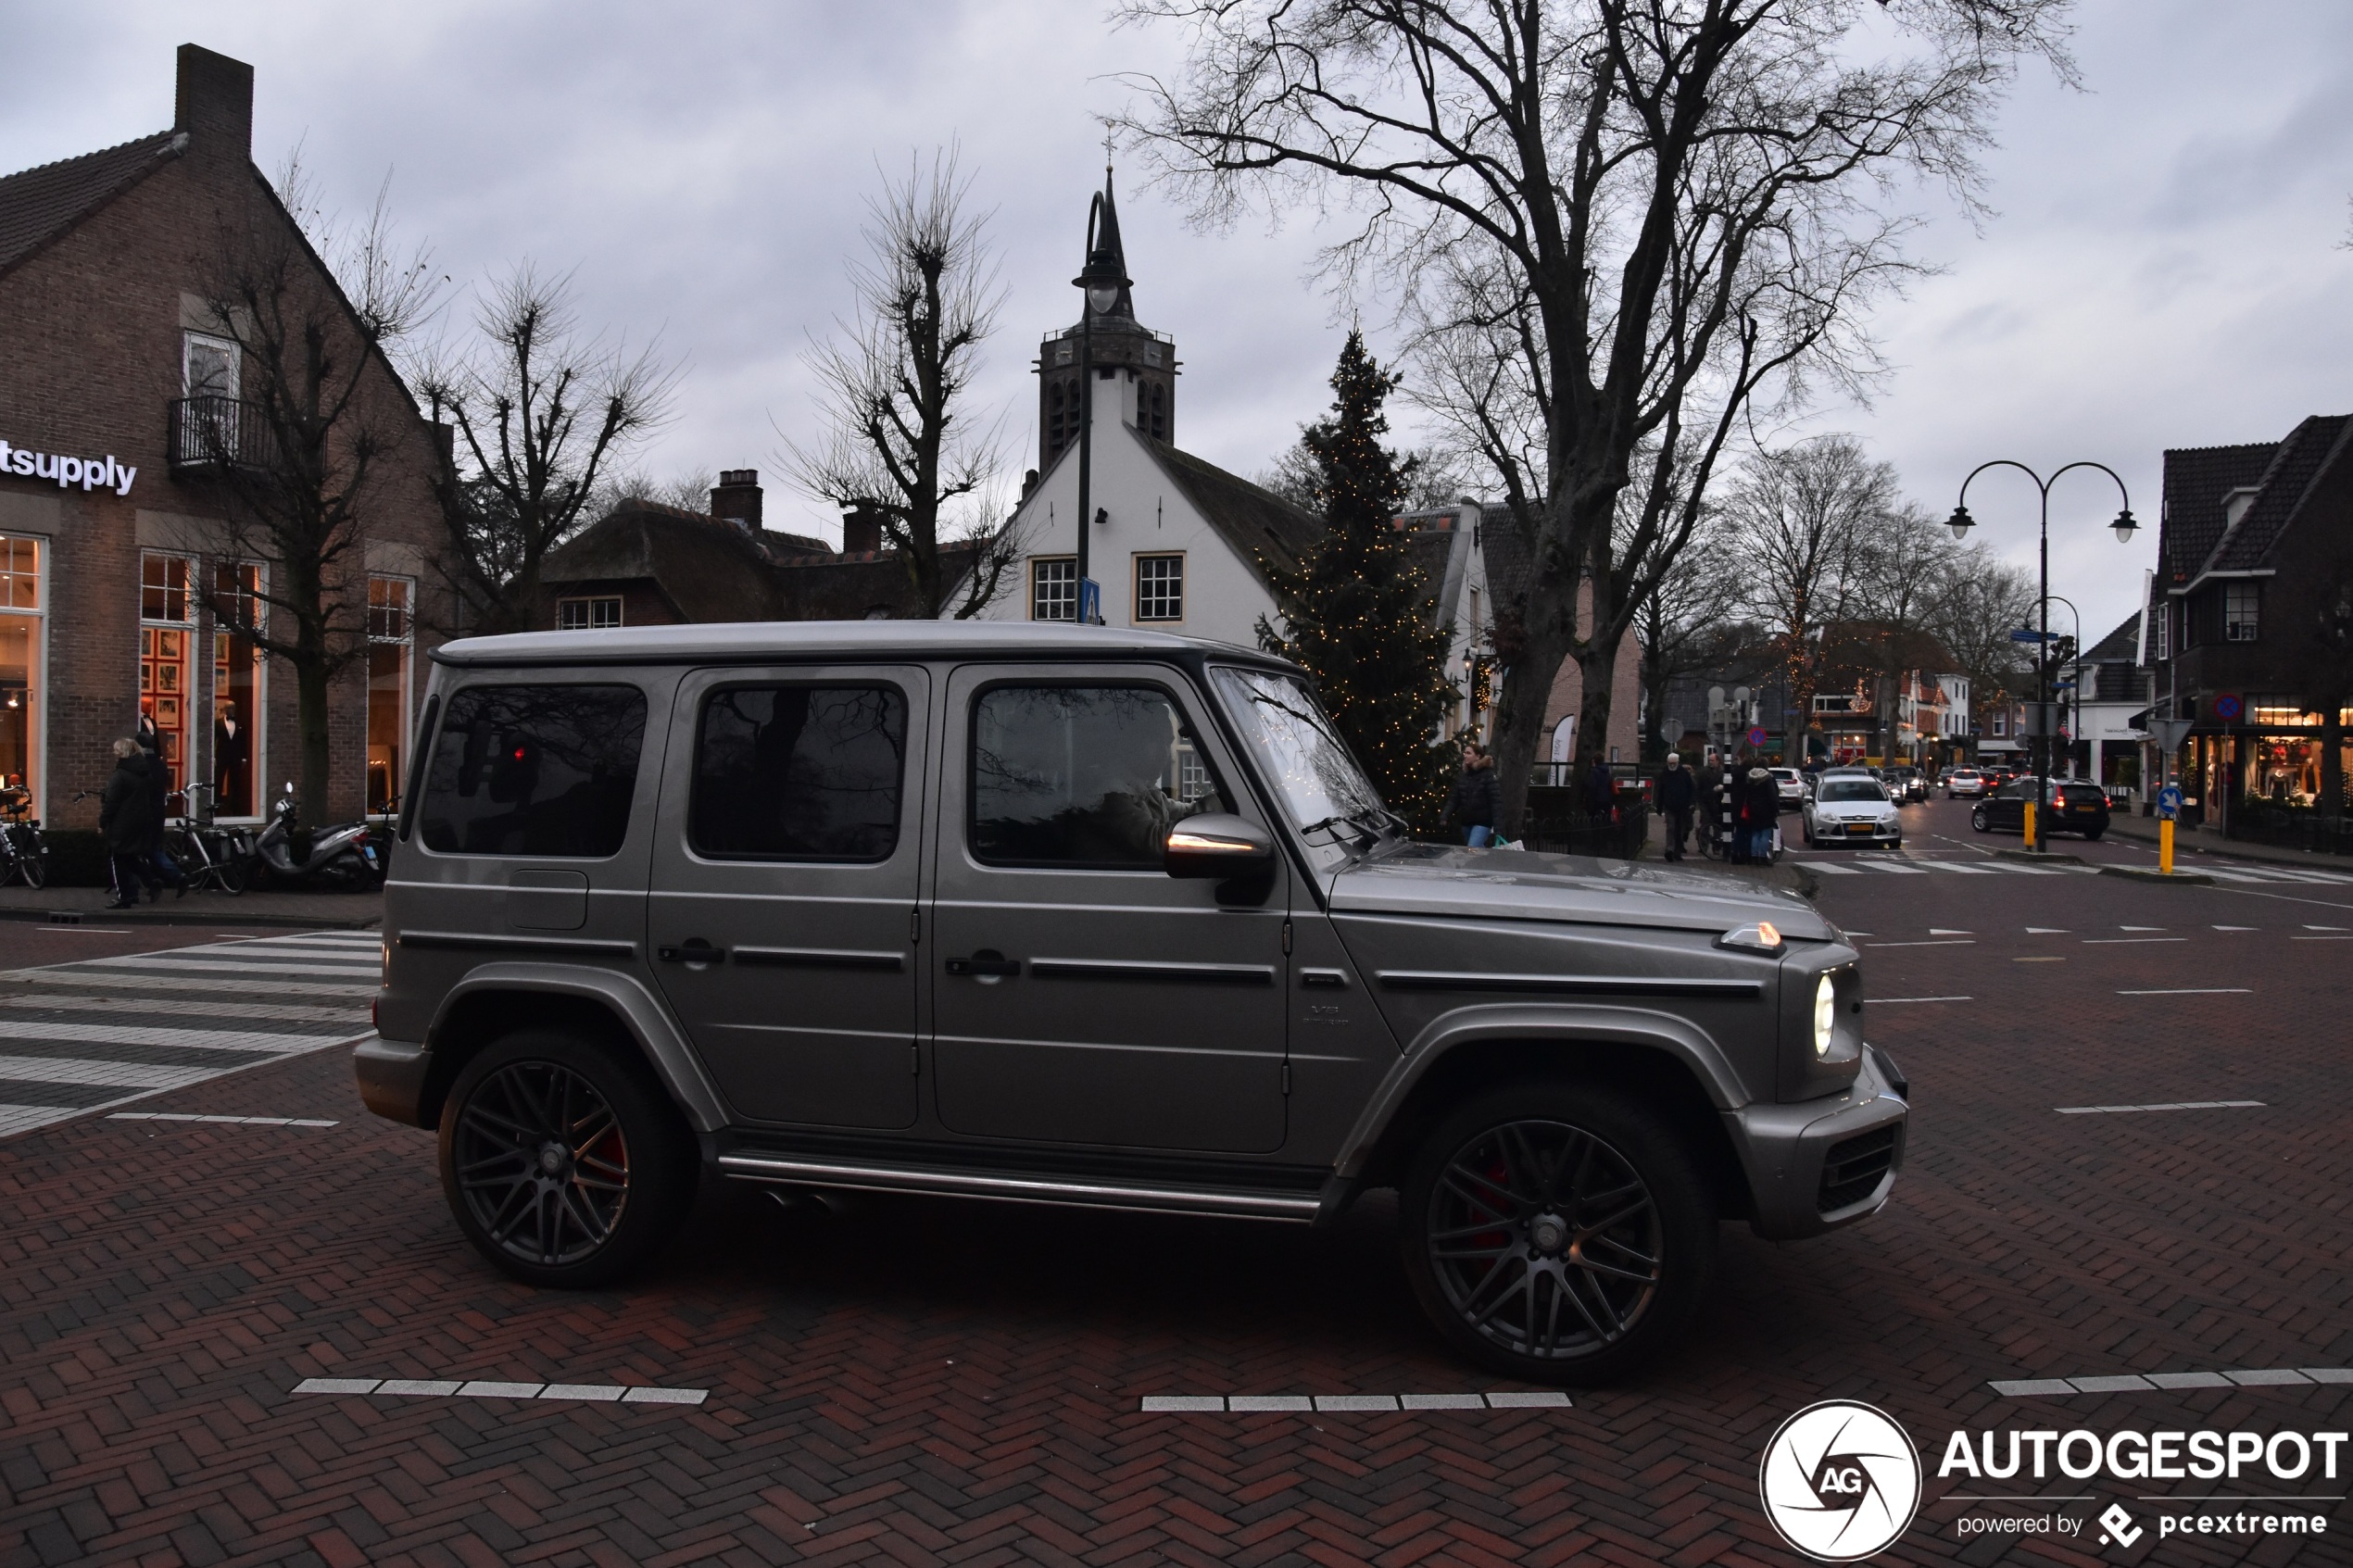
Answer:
top-left (1139, 434), bottom-right (1324, 577)
top-left (543, 502), bottom-right (784, 622)
top-left (2082, 610), bottom-right (2140, 664)
top-left (0, 130), bottom-right (184, 280)
top-left (2211, 413), bottom-right (2351, 572)
top-left (2157, 441), bottom-right (2275, 583)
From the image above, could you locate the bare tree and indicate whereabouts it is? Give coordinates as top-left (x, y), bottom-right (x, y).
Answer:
top-left (196, 161), bottom-right (441, 822)
top-left (786, 150), bottom-right (1018, 618)
top-left (1927, 545), bottom-right (2035, 746)
top-left (1630, 511), bottom-right (1744, 764)
top-left (1120, 0), bottom-right (2070, 830)
top-left (1718, 434), bottom-right (1897, 756)
top-left (414, 266), bottom-right (674, 636)
top-left (1850, 500), bottom-right (1960, 759)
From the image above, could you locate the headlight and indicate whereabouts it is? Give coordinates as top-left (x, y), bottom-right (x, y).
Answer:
top-left (1813, 973), bottom-right (1836, 1058)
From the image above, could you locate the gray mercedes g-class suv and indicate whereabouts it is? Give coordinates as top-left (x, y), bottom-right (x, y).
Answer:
top-left (358, 621), bottom-right (1906, 1385)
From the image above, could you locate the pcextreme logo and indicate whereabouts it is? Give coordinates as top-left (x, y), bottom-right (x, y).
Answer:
top-left (1758, 1400), bottom-right (1923, 1562)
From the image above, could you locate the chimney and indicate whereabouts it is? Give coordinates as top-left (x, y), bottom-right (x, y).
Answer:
top-left (841, 504), bottom-right (884, 557)
top-left (174, 44), bottom-right (254, 157)
top-left (710, 469), bottom-right (762, 530)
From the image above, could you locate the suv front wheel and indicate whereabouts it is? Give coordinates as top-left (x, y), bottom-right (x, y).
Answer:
top-left (1400, 1084), bottom-right (1716, 1386)
top-left (438, 1028), bottom-right (698, 1287)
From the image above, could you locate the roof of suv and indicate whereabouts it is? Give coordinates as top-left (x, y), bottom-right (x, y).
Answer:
top-left (430, 620), bottom-right (1302, 671)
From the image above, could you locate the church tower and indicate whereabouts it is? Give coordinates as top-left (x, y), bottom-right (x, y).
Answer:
top-left (1037, 165), bottom-right (1177, 470)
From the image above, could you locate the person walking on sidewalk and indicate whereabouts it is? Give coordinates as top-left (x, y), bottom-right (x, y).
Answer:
top-left (1656, 752), bottom-right (1695, 861)
top-left (99, 738), bottom-right (157, 909)
top-left (133, 716), bottom-right (186, 900)
top-left (1444, 742), bottom-right (1500, 847)
top-left (1740, 759), bottom-right (1781, 863)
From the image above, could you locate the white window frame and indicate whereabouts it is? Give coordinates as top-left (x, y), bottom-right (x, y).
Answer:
top-left (182, 331), bottom-right (240, 399)
top-left (557, 596), bottom-right (623, 631)
top-left (2223, 582), bottom-right (2259, 643)
top-left (1030, 557), bottom-right (1076, 622)
top-left (209, 559), bottom-right (269, 822)
top-left (1133, 552), bottom-right (1185, 623)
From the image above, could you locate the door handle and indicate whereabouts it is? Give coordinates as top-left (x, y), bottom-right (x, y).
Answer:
top-left (657, 939), bottom-right (727, 964)
top-left (945, 952), bottom-right (1021, 977)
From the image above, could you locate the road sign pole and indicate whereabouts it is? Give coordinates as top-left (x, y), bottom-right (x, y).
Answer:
top-left (2159, 817), bottom-right (2175, 876)
top-left (2023, 799), bottom-right (2036, 850)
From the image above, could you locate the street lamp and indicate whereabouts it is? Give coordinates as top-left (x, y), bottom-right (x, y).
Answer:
top-left (1069, 183), bottom-right (1130, 626)
top-left (1945, 460), bottom-right (2137, 850)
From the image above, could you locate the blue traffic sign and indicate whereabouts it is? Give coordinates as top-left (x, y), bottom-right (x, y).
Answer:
top-left (2157, 784), bottom-right (2184, 821)
top-left (2008, 628), bottom-right (2055, 643)
top-left (1079, 578), bottom-right (1101, 626)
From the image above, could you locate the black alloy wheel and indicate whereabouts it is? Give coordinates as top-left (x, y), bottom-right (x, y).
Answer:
top-left (1970, 806), bottom-right (1990, 833)
top-left (439, 1030), bottom-right (696, 1287)
top-left (1401, 1085), bottom-right (1715, 1386)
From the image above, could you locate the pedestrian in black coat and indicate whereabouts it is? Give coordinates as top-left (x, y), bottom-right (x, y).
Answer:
top-left (133, 715), bottom-right (185, 899)
top-left (1444, 743), bottom-right (1501, 847)
top-left (99, 739), bottom-right (156, 909)
top-left (1583, 758), bottom-right (1616, 821)
top-left (1656, 752), bottom-right (1695, 860)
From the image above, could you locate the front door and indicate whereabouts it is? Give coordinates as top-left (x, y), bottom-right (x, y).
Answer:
top-left (648, 667), bottom-right (927, 1129)
top-left (928, 668), bottom-right (1289, 1154)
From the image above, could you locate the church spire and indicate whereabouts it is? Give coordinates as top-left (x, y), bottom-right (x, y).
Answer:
top-left (1081, 159), bottom-right (1136, 322)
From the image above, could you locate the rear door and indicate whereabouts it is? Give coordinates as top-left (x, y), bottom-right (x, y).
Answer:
top-left (648, 667), bottom-right (927, 1129)
top-left (925, 666), bottom-right (1289, 1154)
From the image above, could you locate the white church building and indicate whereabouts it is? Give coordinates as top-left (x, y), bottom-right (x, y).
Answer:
top-left (957, 169), bottom-right (1495, 743)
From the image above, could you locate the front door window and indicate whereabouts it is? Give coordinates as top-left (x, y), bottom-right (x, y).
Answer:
top-left (0, 537), bottom-right (43, 813)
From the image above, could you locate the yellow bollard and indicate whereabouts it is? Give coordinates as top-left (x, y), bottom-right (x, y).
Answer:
top-left (2160, 816), bottom-right (2174, 876)
top-left (2022, 799), bottom-right (2036, 850)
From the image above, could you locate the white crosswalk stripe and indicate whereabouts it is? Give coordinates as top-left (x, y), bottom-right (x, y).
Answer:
top-left (0, 930), bottom-right (374, 1140)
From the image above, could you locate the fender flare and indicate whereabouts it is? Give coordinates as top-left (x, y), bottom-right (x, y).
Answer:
top-left (1330, 1000), bottom-right (1753, 1181)
top-left (426, 961), bottom-right (730, 1133)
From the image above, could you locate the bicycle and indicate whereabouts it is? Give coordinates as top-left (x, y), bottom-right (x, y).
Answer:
top-left (164, 784), bottom-right (250, 896)
top-left (0, 786), bottom-right (45, 889)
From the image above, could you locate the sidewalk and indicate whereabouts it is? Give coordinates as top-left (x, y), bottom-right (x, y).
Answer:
top-left (2100, 812), bottom-right (2353, 872)
top-left (1642, 812), bottom-right (1819, 898)
top-left (0, 885), bottom-right (382, 929)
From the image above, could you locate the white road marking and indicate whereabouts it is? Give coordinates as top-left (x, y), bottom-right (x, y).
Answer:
top-left (2116, 988), bottom-right (2251, 997)
top-left (1140, 1391), bottom-right (1570, 1412)
top-left (2056, 1099), bottom-right (2263, 1114)
top-left (292, 1378), bottom-right (707, 1405)
top-left (2120, 925), bottom-right (2167, 932)
top-left (2305, 924), bottom-right (2350, 932)
top-left (108, 1112), bottom-right (337, 1127)
top-left (0, 1021), bottom-right (355, 1054)
top-left (2082, 937), bottom-right (2187, 945)
top-left (2026, 927), bottom-right (2068, 934)
top-left (0, 1056), bottom-right (219, 1089)
top-left (1865, 997), bottom-right (1971, 1005)
top-left (2213, 925), bottom-right (2259, 932)
top-left (1866, 939), bottom-right (1974, 948)
top-left (1992, 1368), bottom-right (2350, 1398)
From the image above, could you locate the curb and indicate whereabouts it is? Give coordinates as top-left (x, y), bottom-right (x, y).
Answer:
top-left (2103, 820), bottom-right (2351, 873)
top-left (2096, 865), bottom-right (2215, 887)
top-left (1996, 848), bottom-right (2085, 866)
top-left (8, 906), bottom-right (381, 931)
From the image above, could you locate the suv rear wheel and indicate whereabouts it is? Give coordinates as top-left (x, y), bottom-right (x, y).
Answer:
top-left (1399, 1084), bottom-right (1716, 1386)
top-left (438, 1029), bottom-right (698, 1287)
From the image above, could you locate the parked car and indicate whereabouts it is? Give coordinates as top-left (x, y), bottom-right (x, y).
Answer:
top-left (357, 621), bottom-right (1906, 1387)
top-left (1970, 777), bottom-right (2110, 840)
top-left (1944, 769), bottom-right (1988, 798)
top-left (1769, 767), bottom-right (1806, 810)
top-left (1803, 775), bottom-right (1904, 848)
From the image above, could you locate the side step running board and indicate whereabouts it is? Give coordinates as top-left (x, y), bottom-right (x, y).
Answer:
top-left (717, 1152), bottom-right (1320, 1223)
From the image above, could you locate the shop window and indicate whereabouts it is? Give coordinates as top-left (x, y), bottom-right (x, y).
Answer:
top-left (1134, 554), bottom-right (1184, 621)
top-left (211, 562), bottom-right (265, 819)
top-left (556, 596), bottom-right (622, 631)
top-left (2224, 583), bottom-right (2259, 642)
top-left (140, 553), bottom-right (195, 797)
top-left (1031, 557), bottom-right (1076, 622)
top-left (0, 536), bottom-right (43, 813)
top-left (368, 576), bottom-right (413, 816)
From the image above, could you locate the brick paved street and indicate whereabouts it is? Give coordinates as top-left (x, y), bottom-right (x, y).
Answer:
top-left (3, 800), bottom-right (2349, 1566)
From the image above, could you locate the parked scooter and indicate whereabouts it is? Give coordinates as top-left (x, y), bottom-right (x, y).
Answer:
top-left (255, 781), bottom-right (381, 889)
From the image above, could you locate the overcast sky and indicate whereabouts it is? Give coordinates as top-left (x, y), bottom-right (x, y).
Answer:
top-left (6, 1), bottom-right (2351, 642)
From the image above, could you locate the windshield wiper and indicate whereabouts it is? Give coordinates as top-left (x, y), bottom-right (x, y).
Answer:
top-left (1298, 809), bottom-right (1382, 847)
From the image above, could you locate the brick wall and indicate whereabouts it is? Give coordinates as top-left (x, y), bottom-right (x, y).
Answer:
top-left (0, 49), bottom-right (449, 829)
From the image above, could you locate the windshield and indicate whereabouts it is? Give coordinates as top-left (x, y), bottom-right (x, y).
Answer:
top-left (1819, 780), bottom-right (1887, 803)
top-left (1211, 667), bottom-right (1385, 832)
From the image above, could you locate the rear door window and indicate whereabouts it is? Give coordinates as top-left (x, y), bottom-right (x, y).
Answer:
top-left (420, 684), bottom-right (648, 858)
top-left (690, 684), bottom-right (908, 861)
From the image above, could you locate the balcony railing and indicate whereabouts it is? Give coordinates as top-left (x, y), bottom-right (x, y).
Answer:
top-left (167, 395), bottom-right (271, 473)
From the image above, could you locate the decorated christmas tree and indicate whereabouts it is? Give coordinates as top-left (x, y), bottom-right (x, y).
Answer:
top-left (1259, 332), bottom-right (1460, 829)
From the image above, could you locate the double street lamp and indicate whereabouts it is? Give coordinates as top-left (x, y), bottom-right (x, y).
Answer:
top-left (1946, 460), bottom-right (2137, 851)
top-left (1068, 190), bottom-right (1129, 627)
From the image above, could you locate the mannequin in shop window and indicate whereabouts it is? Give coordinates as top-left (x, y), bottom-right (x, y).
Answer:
top-left (215, 701), bottom-right (248, 814)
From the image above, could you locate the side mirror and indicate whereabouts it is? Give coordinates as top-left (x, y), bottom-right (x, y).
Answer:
top-left (1165, 813), bottom-right (1274, 880)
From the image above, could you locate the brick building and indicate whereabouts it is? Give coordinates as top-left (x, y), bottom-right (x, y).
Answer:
top-left (0, 44), bottom-right (449, 827)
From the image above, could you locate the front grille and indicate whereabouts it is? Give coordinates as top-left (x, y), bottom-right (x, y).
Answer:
top-left (1818, 1125), bottom-right (1901, 1212)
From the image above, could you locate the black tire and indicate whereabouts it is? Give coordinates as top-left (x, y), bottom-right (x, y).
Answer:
top-left (215, 854), bottom-right (248, 895)
top-left (1399, 1083), bottom-right (1717, 1386)
top-left (438, 1029), bottom-right (698, 1288)
top-left (18, 849), bottom-right (44, 890)
top-left (2083, 828), bottom-right (2105, 842)
top-left (1970, 806), bottom-right (1989, 834)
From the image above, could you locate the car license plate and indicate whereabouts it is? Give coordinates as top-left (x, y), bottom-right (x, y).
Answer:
top-left (1845, 822), bottom-right (1872, 834)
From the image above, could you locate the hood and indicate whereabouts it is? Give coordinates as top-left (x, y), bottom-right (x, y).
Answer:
top-left (1327, 840), bottom-right (1835, 943)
